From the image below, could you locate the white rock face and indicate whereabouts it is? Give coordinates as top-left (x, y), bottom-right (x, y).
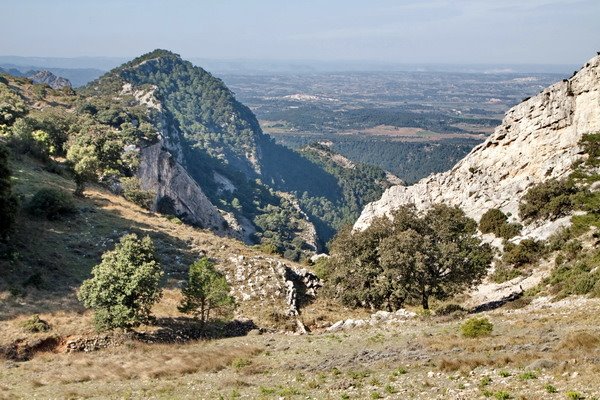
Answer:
top-left (355, 55), bottom-right (600, 232)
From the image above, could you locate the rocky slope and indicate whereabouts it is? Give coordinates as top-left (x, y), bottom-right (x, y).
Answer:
top-left (355, 54), bottom-right (600, 233)
top-left (27, 70), bottom-right (71, 89)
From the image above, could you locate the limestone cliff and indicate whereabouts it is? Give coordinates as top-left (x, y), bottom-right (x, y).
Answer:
top-left (355, 55), bottom-right (600, 232)
top-left (28, 70), bottom-right (71, 89)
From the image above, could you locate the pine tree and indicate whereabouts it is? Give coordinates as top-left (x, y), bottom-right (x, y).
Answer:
top-left (178, 257), bottom-right (235, 323)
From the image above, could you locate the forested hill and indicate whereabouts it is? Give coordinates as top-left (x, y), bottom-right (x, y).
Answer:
top-left (0, 49), bottom-right (400, 257)
top-left (80, 49), bottom-right (264, 176)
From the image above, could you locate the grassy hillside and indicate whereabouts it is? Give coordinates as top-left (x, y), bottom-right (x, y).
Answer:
top-left (0, 154), bottom-right (359, 338)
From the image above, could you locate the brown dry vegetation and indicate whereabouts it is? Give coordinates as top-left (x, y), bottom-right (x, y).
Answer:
top-left (0, 297), bottom-right (599, 399)
top-left (0, 155), bottom-right (339, 342)
top-left (1, 149), bottom-right (600, 398)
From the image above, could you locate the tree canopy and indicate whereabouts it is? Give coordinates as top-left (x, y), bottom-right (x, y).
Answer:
top-left (78, 234), bottom-right (163, 330)
top-left (178, 257), bottom-right (235, 323)
top-left (325, 204), bottom-right (493, 310)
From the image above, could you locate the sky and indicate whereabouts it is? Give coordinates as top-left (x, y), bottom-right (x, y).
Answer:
top-left (2, 0), bottom-right (599, 65)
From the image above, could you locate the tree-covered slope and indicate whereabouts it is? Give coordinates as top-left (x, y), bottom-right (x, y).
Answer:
top-left (2, 50), bottom-right (401, 256)
top-left (78, 50), bottom-right (401, 250)
top-left (80, 49), bottom-right (263, 176)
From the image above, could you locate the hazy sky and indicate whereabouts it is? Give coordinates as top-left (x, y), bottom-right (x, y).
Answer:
top-left (3, 0), bottom-right (599, 65)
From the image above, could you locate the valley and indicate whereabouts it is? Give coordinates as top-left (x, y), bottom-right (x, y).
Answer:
top-left (1, 48), bottom-right (599, 400)
top-left (222, 70), bottom-right (565, 183)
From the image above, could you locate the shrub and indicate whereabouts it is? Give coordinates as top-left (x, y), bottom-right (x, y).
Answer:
top-left (544, 384), bottom-right (557, 393)
top-left (502, 239), bottom-right (545, 267)
top-left (78, 234), bottom-right (163, 330)
top-left (27, 188), bottom-right (76, 220)
top-left (255, 242), bottom-right (280, 255)
top-left (21, 315), bottom-right (51, 333)
top-left (435, 303), bottom-right (467, 316)
top-left (312, 257), bottom-right (330, 281)
top-left (518, 371), bottom-right (537, 380)
top-left (461, 317), bottom-right (493, 338)
top-left (479, 208), bottom-right (508, 234)
top-left (178, 257), bottom-right (235, 323)
top-left (565, 391), bottom-right (585, 400)
top-left (496, 222), bottom-right (522, 239)
top-left (0, 84), bottom-right (27, 126)
top-left (490, 265), bottom-right (523, 283)
top-left (0, 144), bottom-right (18, 239)
top-left (493, 391), bottom-right (511, 400)
top-left (546, 247), bottom-right (600, 298)
top-left (120, 177), bottom-right (154, 209)
top-left (519, 179), bottom-right (578, 222)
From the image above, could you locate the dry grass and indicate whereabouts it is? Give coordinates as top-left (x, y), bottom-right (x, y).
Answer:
top-left (560, 331), bottom-right (599, 350)
top-left (438, 355), bottom-right (513, 372)
top-left (25, 340), bottom-right (263, 385)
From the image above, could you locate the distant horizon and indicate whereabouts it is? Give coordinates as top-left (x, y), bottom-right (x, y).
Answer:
top-left (3, 1), bottom-right (598, 67)
top-left (0, 53), bottom-right (584, 75)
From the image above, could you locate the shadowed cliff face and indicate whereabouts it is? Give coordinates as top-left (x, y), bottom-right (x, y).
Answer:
top-left (355, 54), bottom-right (600, 237)
top-left (138, 143), bottom-right (229, 233)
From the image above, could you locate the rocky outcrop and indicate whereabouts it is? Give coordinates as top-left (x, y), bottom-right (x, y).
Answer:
top-left (126, 84), bottom-right (253, 242)
top-left (28, 70), bottom-right (71, 89)
top-left (138, 142), bottom-right (235, 237)
top-left (327, 309), bottom-right (416, 332)
top-left (355, 55), bottom-right (600, 233)
top-left (226, 255), bottom-right (321, 316)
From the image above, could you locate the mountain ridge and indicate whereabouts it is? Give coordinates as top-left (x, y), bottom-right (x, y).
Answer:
top-left (355, 54), bottom-right (600, 237)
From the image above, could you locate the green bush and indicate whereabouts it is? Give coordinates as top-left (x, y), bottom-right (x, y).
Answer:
top-left (0, 84), bottom-right (27, 126)
top-left (178, 257), bottom-right (235, 323)
top-left (78, 234), bottom-right (163, 330)
top-left (435, 303), bottom-right (467, 316)
top-left (502, 239), bottom-right (545, 267)
top-left (479, 208), bottom-right (522, 239)
top-left (312, 257), bottom-right (330, 281)
top-left (27, 188), bottom-right (76, 220)
top-left (254, 242), bottom-right (280, 255)
top-left (20, 314), bottom-right (51, 333)
top-left (120, 177), bottom-right (154, 209)
top-left (479, 208), bottom-right (508, 234)
top-left (490, 265), bottom-right (523, 283)
top-left (461, 317), bottom-right (493, 338)
top-left (519, 179), bottom-right (579, 222)
top-left (496, 222), bottom-right (522, 239)
top-left (546, 247), bottom-right (600, 298)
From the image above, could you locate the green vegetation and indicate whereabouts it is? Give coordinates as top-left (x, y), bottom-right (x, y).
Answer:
top-left (20, 315), bottom-right (51, 333)
top-left (296, 143), bottom-right (391, 240)
top-left (545, 384), bottom-right (558, 393)
top-left (278, 133), bottom-right (478, 184)
top-left (519, 179), bottom-right (578, 222)
top-left (566, 391), bottom-right (585, 400)
top-left (0, 143), bottom-right (18, 239)
top-left (546, 245), bottom-right (600, 298)
top-left (26, 188), bottom-right (77, 220)
top-left (0, 82), bottom-right (27, 127)
top-left (502, 239), bottom-right (546, 267)
top-left (493, 391), bottom-right (511, 400)
top-left (461, 317), bottom-right (494, 338)
top-left (78, 234), bottom-right (163, 330)
top-left (325, 204), bottom-right (493, 310)
top-left (517, 371), bottom-right (537, 381)
top-left (178, 257), bottom-right (235, 323)
top-left (120, 177), bottom-right (154, 209)
top-left (479, 208), bottom-right (521, 239)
